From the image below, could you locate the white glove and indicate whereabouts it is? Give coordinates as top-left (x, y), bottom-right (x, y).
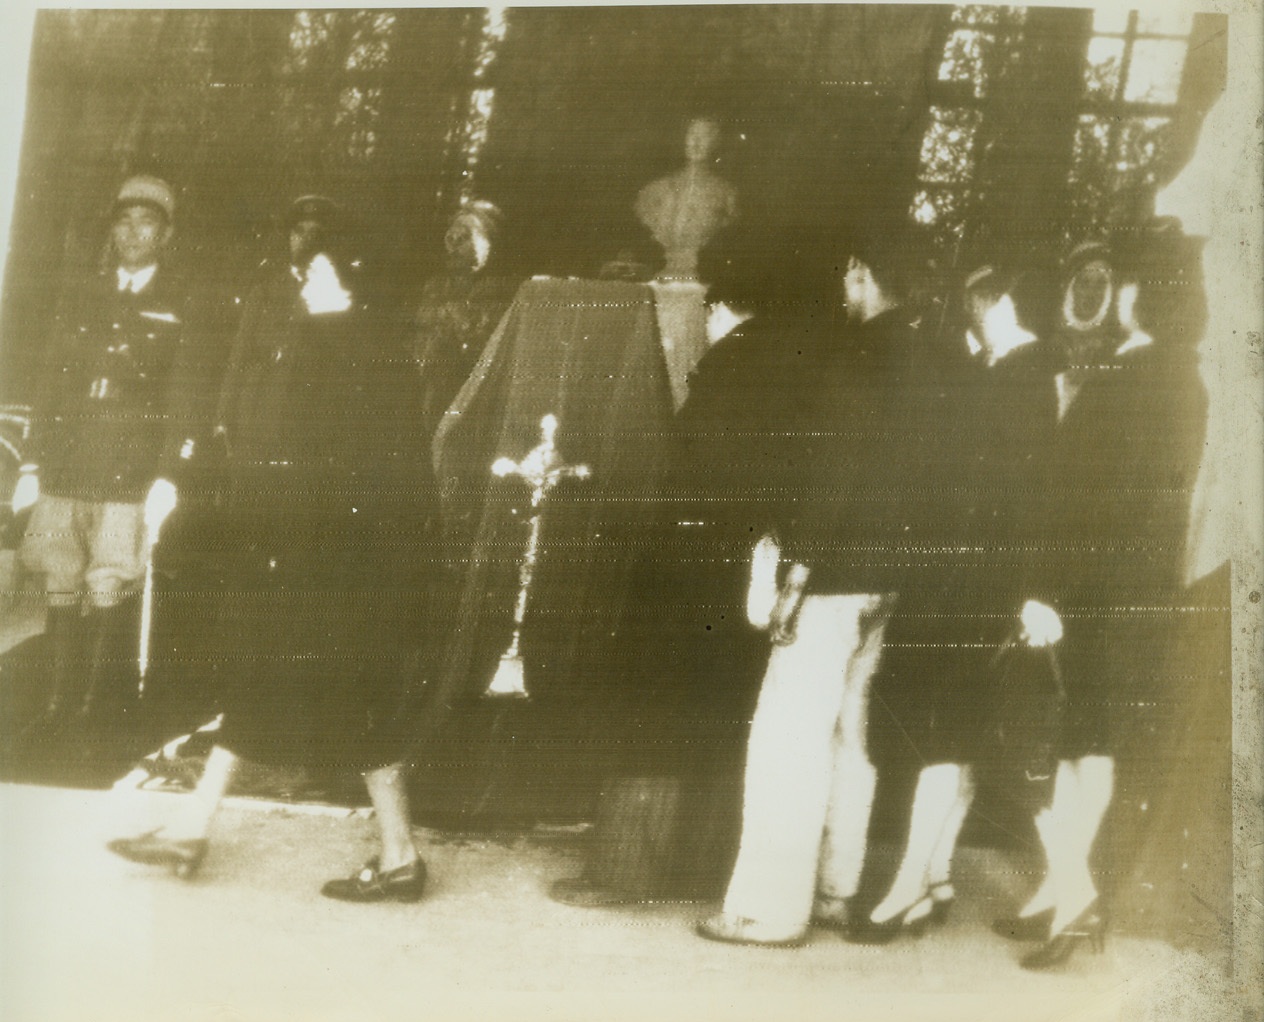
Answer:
top-left (1019, 599), bottom-right (1063, 648)
top-left (144, 478), bottom-right (178, 536)
top-left (769, 563), bottom-right (810, 647)
top-left (746, 533), bottom-right (781, 629)
top-left (11, 467), bottom-right (38, 515)
top-left (301, 253), bottom-right (353, 315)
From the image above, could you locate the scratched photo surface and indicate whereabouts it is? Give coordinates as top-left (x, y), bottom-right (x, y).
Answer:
top-left (0, 5), bottom-right (1259, 1022)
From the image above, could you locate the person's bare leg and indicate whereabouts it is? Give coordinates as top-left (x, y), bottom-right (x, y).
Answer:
top-left (320, 761), bottom-right (427, 902)
top-left (926, 763), bottom-right (975, 897)
top-left (1020, 758), bottom-right (1076, 918)
top-left (1047, 755), bottom-right (1113, 932)
top-left (163, 744), bottom-right (239, 840)
top-left (364, 762), bottom-right (420, 872)
top-left (869, 762), bottom-right (963, 923)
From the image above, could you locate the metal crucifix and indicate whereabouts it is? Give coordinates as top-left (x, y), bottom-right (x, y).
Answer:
top-left (485, 413), bottom-right (591, 697)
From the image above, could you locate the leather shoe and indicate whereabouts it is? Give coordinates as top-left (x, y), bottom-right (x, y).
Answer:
top-left (107, 830), bottom-right (208, 879)
top-left (1020, 902), bottom-right (1107, 970)
top-left (321, 857), bottom-right (427, 903)
top-left (844, 895), bottom-right (934, 945)
top-left (695, 912), bottom-right (806, 948)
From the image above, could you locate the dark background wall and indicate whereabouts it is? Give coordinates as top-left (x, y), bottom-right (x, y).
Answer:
top-left (0, 5), bottom-right (976, 401)
top-left (475, 5), bottom-right (940, 276)
top-left (0, 6), bottom-right (1227, 403)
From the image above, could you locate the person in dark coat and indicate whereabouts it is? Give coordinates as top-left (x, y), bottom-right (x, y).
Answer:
top-left (854, 262), bottom-right (1060, 941)
top-left (107, 196), bottom-right (437, 902)
top-left (999, 227), bottom-right (1209, 969)
top-left (546, 259), bottom-right (801, 908)
top-left (412, 199), bottom-right (518, 437)
top-left (697, 229), bottom-right (935, 946)
top-left (17, 175), bottom-right (207, 759)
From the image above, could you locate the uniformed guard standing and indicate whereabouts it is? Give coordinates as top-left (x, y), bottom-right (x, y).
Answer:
top-left (17, 175), bottom-right (197, 762)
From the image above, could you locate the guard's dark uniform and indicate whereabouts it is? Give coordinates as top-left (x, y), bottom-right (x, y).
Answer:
top-left (15, 251), bottom-right (214, 768)
top-left (22, 266), bottom-right (198, 600)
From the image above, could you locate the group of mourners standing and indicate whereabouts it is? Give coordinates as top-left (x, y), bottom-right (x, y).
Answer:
top-left (11, 173), bottom-right (1206, 970)
top-left (681, 226), bottom-right (1204, 970)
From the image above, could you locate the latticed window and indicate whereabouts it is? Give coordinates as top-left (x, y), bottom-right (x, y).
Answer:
top-left (1069, 8), bottom-right (1195, 229)
top-left (910, 5), bottom-right (1028, 239)
top-left (910, 6), bottom-right (1198, 243)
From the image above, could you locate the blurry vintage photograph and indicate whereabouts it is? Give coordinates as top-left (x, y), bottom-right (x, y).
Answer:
top-left (0, 4), bottom-right (1259, 1021)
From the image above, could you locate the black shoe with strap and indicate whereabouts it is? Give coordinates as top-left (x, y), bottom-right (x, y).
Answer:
top-left (844, 895), bottom-right (935, 945)
top-left (1019, 902), bottom-right (1107, 970)
top-left (321, 857), bottom-right (427, 903)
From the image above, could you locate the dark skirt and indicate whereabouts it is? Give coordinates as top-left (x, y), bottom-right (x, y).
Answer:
top-left (869, 601), bottom-right (1009, 769)
top-left (210, 481), bottom-right (432, 771)
top-left (1056, 609), bottom-right (1168, 761)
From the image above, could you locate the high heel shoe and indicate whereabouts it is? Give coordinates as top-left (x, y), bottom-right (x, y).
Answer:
top-left (107, 830), bottom-right (208, 879)
top-left (926, 882), bottom-right (955, 927)
top-left (991, 906), bottom-right (1055, 942)
top-left (1019, 903), bottom-right (1107, 970)
top-left (844, 895), bottom-right (934, 945)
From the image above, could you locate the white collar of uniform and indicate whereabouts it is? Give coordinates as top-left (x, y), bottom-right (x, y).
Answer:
top-left (965, 329), bottom-right (984, 358)
top-left (1114, 329), bottom-right (1154, 357)
top-left (117, 264), bottom-right (157, 294)
top-left (974, 297), bottom-right (1038, 367)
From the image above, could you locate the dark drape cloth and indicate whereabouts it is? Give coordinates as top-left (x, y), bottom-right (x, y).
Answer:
top-left (413, 272), bottom-right (520, 436)
top-left (421, 279), bottom-right (674, 807)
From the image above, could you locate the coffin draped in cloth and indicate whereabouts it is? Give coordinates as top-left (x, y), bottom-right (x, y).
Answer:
top-left (425, 278), bottom-right (675, 738)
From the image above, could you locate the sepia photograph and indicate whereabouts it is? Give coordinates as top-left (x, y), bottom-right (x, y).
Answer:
top-left (0, 3), bottom-right (1260, 1020)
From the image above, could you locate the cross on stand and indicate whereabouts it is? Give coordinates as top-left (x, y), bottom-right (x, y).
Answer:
top-left (485, 414), bottom-right (591, 697)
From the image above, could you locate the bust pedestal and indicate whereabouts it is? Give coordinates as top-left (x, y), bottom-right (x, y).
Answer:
top-left (649, 279), bottom-right (708, 411)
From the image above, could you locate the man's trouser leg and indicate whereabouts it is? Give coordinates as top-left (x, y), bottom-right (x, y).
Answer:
top-left (42, 606), bottom-right (86, 725)
top-left (816, 595), bottom-right (892, 902)
top-left (20, 496), bottom-right (89, 734)
top-left (80, 502), bottom-right (146, 763)
top-left (80, 598), bottom-right (143, 752)
top-left (720, 595), bottom-right (874, 936)
top-left (21, 496), bottom-right (145, 758)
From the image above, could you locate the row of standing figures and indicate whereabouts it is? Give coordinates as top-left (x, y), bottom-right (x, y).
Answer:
top-left (9, 174), bottom-right (1206, 976)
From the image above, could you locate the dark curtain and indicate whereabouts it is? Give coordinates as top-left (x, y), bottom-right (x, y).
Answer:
top-left (0, 6), bottom-right (1225, 401)
top-left (0, 8), bottom-right (482, 404)
top-left (1, 5), bottom-right (948, 406)
top-left (478, 4), bottom-right (940, 277)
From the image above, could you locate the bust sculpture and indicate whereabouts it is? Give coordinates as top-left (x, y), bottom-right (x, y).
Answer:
top-left (635, 118), bottom-right (738, 280)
